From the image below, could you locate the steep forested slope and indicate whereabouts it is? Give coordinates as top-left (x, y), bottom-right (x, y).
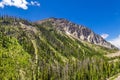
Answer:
top-left (0, 16), bottom-right (119, 80)
top-left (0, 35), bottom-right (32, 79)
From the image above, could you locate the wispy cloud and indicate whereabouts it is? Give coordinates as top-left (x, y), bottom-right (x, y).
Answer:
top-left (0, 0), bottom-right (40, 10)
top-left (30, 1), bottom-right (40, 6)
top-left (101, 33), bottom-right (109, 39)
top-left (109, 35), bottom-right (120, 49)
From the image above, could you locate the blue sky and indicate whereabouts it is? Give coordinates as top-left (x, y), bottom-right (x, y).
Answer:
top-left (0, 0), bottom-right (120, 48)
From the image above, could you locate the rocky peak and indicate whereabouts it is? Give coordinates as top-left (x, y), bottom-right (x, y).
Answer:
top-left (36, 18), bottom-right (117, 49)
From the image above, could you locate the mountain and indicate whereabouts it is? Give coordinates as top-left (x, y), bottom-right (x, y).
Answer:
top-left (0, 16), bottom-right (119, 80)
top-left (36, 17), bottom-right (117, 49)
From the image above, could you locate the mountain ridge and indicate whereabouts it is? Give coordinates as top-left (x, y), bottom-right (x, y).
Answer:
top-left (36, 17), bottom-right (118, 49)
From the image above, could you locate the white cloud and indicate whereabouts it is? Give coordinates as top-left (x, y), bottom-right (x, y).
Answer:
top-left (109, 35), bottom-right (120, 49)
top-left (0, 2), bottom-right (4, 8)
top-left (0, 0), bottom-right (40, 10)
top-left (30, 1), bottom-right (40, 6)
top-left (101, 33), bottom-right (109, 39)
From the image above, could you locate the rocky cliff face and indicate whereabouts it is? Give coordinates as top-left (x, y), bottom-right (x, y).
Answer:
top-left (36, 17), bottom-right (117, 49)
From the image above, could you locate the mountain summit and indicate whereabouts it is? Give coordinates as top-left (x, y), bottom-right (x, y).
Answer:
top-left (36, 17), bottom-right (117, 49)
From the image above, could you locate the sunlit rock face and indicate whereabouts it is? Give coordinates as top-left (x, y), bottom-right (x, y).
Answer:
top-left (36, 17), bottom-right (118, 49)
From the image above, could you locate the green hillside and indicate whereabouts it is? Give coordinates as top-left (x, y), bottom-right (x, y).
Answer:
top-left (0, 17), bottom-right (119, 80)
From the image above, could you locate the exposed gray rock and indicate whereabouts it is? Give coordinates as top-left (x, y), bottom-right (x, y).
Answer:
top-left (36, 17), bottom-right (117, 49)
